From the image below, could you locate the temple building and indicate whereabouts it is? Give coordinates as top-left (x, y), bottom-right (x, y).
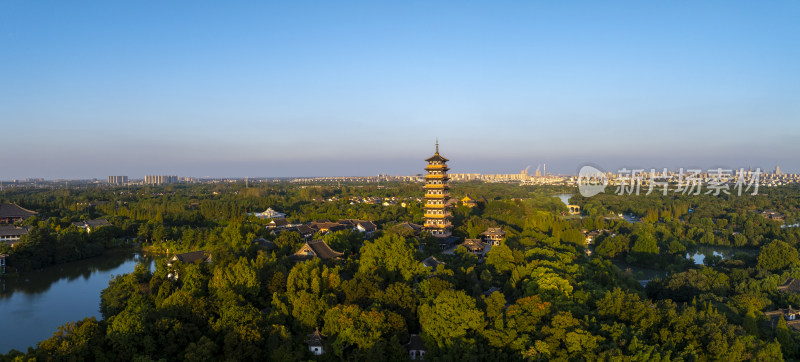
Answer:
top-left (460, 238), bottom-right (487, 256)
top-left (293, 239), bottom-right (344, 261)
top-left (424, 141), bottom-right (452, 239)
top-left (0, 226), bottom-right (28, 247)
top-left (72, 219), bottom-right (111, 233)
top-left (482, 227), bottom-right (506, 246)
top-left (461, 194), bottom-right (479, 208)
top-left (0, 203), bottom-right (37, 224)
top-left (306, 328), bottom-right (326, 355)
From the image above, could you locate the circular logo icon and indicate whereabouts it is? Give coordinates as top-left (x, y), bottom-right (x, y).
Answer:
top-left (578, 165), bottom-right (608, 197)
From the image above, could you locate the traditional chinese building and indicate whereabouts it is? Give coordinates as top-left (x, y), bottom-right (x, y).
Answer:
top-left (0, 226), bottom-right (28, 246)
top-left (421, 255), bottom-right (444, 269)
top-left (405, 334), bottom-right (427, 360)
top-left (765, 306), bottom-right (800, 331)
top-left (460, 238), bottom-right (487, 256)
top-left (293, 239), bottom-right (344, 261)
top-left (396, 221), bottom-right (423, 236)
top-left (424, 141), bottom-right (452, 239)
top-left (778, 278), bottom-right (800, 293)
top-left (461, 194), bottom-right (478, 208)
top-left (306, 327), bottom-right (326, 355)
top-left (0, 203), bottom-right (37, 224)
top-left (482, 227), bottom-right (505, 246)
top-left (166, 250), bottom-right (212, 280)
top-left (167, 250), bottom-right (211, 267)
top-left (72, 219), bottom-right (111, 233)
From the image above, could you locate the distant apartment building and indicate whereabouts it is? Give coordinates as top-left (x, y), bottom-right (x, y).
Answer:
top-left (144, 175), bottom-right (178, 185)
top-left (107, 176), bottom-right (129, 185)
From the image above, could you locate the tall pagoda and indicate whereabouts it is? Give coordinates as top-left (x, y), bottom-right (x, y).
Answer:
top-left (423, 141), bottom-right (452, 238)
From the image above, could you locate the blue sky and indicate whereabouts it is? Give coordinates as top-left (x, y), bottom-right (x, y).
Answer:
top-left (1, 1), bottom-right (798, 179)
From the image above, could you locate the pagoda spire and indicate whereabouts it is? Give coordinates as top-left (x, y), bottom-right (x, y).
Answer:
top-left (435, 138), bottom-right (439, 154)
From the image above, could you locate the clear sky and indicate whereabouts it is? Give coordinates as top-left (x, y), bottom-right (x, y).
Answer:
top-left (1, 1), bottom-right (798, 179)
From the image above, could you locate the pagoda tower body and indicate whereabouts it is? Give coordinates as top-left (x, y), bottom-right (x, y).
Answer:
top-left (424, 142), bottom-right (452, 238)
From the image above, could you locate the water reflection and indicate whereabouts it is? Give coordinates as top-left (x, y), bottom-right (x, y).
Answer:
top-left (1, 251), bottom-right (152, 298)
top-left (685, 245), bottom-right (757, 265)
top-left (0, 250), bottom-right (153, 353)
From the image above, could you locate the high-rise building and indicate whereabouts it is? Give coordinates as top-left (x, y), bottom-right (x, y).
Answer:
top-left (776, 166), bottom-right (781, 175)
top-left (423, 141), bottom-right (452, 238)
top-left (144, 175), bottom-right (178, 185)
top-left (107, 176), bottom-right (128, 185)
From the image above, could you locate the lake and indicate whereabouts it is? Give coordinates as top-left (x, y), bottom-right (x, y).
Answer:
top-left (686, 245), bottom-right (758, 265)
top-left (610, 245), bottom-right (759, 287)
top-left (611, 260), bottom-right (668, 284)
top-left (555, 193), bottom-right (572, 206)
top-left (0, 250), bottom-right (153, 353)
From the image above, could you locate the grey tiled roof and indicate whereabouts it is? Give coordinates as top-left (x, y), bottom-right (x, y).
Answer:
top-left (0, 203), bottom-right (37, 219)
top-left (0, 226), bottom-right (28, 237)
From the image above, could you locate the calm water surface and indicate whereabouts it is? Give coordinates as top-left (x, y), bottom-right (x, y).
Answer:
top-left (686, 245), bottom-right (758, 265)
top-left (555, 193), bottom-right (572, 206)
top-left (0, 250), bottom-right (153, 353)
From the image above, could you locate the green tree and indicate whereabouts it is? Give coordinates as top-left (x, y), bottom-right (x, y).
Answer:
top-left (323, 304), bottom-right (406, 352)
top-left (631, 231), bottom-right (659, 254)
top-left (485, 244), bottom-right (516, 273)
top-left (209, 257), bottom-right (260, 302)
top-left (757, 240), bottom-right (799, 271)
top-left (506, 295), bottom-right (551, 334)
top-left (358, 234), bottom-right (426, 282)
top-left (419, 290), bottom-right (484, 347)
top-left (35, 317), bottom-right (106, 361)
top-left (595, 234), bottom-right (630, 258)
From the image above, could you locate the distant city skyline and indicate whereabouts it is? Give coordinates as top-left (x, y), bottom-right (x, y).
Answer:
top-left (0, 154), bottom-right (793, 181)
top-left (1, 1), bottom-right (798, 179)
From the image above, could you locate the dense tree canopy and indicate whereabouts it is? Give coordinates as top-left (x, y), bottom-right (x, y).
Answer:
top-left (2, 182), bottom-right (800, 360)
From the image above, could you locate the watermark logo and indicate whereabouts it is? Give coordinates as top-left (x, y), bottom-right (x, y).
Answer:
top-left (577, 166), bottom-right (761, 197)
top-left (577, 165), bottom-right (608, 197)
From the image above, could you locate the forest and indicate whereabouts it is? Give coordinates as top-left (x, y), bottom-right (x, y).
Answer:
top-left (1, 181), bottom-right (800, 361)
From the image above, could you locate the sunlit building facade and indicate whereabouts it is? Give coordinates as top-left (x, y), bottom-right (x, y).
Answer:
top-left (423, 142), bottom-right (452, 238)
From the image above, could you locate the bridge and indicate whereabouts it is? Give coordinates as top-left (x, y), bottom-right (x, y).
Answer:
top-left (567, 205), bottom-right (581, 215)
